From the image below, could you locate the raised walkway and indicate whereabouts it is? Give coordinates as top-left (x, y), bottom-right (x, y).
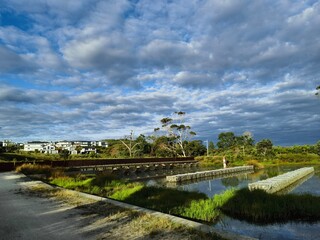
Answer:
top-left (166, 165), bottom-right (254, 182)
top-left (248, 167), bottom-right (314, 194)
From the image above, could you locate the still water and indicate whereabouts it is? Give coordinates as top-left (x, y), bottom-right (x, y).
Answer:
top-left (139, 165), bottom-right (320, 240)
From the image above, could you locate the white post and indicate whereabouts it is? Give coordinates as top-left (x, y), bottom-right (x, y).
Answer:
top-left (204, 140), bottom-right (209, 156)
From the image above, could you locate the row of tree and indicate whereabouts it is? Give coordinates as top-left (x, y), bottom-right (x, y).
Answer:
top-left (2, 110), bottom-right (319, 160)
top-left (98, 112), bottom-right (319, 159)
top-left (102, 112), bottom-right (207, 158)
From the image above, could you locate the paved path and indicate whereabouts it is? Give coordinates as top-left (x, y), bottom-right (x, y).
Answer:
top-left (0, 172), bottom-right (256, 240)
top-left (0, 172), bottom-right (94, 240)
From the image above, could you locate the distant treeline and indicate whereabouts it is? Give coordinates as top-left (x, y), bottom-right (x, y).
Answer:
top-left (1, 131), bottom-right (319, 163)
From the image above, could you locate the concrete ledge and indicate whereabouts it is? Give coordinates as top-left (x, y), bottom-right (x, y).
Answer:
top-left (248, 167), bottom-right (314, 194)
top-left (166, 166), bottom-right (254, 182)
top-left (22, 172), bottom-right (257, 240)
top-left (65, 188), bottom-right (257, 240)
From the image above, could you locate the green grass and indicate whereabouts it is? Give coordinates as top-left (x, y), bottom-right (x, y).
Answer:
top-left (18, 163), bottom-right (320, 224)
top-left (221, 188), bottom-right (320, 224)
top-left (110, 185), bottom-right (144, 200)
top-left (50, 177), bottom-right (93, 189)
top-left (117, 186), bottom-right (208, 213)
top-left (174, 188), bottom-right (236, 222)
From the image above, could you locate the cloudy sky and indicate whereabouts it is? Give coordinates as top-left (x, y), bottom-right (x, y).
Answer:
top-left (0, 0), bottom-right (319, 145)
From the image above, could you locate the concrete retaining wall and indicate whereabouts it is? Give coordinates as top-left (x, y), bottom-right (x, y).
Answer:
top-left (166, 166), bottom-right (254, 182)
top-left (248, 167), bottom-right (314, 194)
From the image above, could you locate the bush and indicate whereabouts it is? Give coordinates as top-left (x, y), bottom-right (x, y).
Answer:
top-left (16, 164), bottom-right (52, 176)
top-left (246, 160), bottom-right (264, 169)
top-left (276, 153), bottom-right (320, 163)
top-left (196, 155), bottom-right (223, 167)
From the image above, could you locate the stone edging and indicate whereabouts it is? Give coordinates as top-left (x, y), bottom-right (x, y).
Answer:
top-left (24, 173), bottom-right (257, 240)
top-left (57, 186), bottom-right (257, 240)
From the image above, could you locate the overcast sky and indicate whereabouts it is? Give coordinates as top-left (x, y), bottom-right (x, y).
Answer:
top-left (0, 0), bottom-right (319, 145)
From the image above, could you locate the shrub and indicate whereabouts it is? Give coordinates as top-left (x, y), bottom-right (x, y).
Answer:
top-left (16, 164), bottom-right (52, 176)
top-left (197, 155), bottom-right (224, 167)
top-left (195, 156), bottom-right (204, 161)
top-left (246, 159), bottom-right (264, 169)
top-left (276, 153), bottom-right (320, 163)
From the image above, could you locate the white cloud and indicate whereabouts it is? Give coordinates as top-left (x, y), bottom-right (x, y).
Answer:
top-left (0, 0), bottom-right (319, 145)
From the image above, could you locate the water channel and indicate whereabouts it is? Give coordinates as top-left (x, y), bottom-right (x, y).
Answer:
top-left (129, 164), bottom-right (320, 240)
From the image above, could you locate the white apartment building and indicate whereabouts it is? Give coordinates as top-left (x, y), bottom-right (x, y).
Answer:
top-left (24, 141), bottom-right (58, 154)
top-left (23, 140), bottom-right (108, 155)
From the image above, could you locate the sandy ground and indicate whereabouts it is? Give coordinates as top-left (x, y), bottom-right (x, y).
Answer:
top-left (0, 172), bottom-right (222, 240)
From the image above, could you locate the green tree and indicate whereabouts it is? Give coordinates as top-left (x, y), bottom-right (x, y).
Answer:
top-left (185, 140), bottom-right (207, 156)
top-left (2, 140), bottom-right (19, 153)
top-left (106, 142), bottom-right (129, 158)
top-left (153, 136), bottom-right (176, 157)
top-left (159, 111), bottom-right (196, 157)
top-left (217, 132), bottom-right (236, 150)
top-left (208, 141), bottom-right (215, 155)
top-left (236, 131), bottom-right (254, 156)
top-left (256, 139), bottom-right (274, 158)
top-left (59, 149), bottom-right (70, 160)
top-left (316, 85), bottom-right (320, 96)
top-left (316, 141), bottom-right (320, 156)
top-left (134, 134), bottom-right (151, 157)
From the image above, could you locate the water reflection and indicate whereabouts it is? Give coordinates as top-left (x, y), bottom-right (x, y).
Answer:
top-left (136, 164), bottom-right (320, 240)
top-left (129, 165), bottom-right (320, 196)
top-left (212, 165), bottom-right (320, 240)
top-left (165, 170), bottom-right (253, 188)
top-left (215, 215), bottom-right (320, 240)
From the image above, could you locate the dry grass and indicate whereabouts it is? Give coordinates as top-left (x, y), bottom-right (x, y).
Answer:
top-left (23, 182), bottom-right (225, 240)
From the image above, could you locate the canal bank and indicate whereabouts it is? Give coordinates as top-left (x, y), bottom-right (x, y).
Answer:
top-left (6, 171), bottom-right (257, 240)
top-left (176, 165), bottom-right (320, 240)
